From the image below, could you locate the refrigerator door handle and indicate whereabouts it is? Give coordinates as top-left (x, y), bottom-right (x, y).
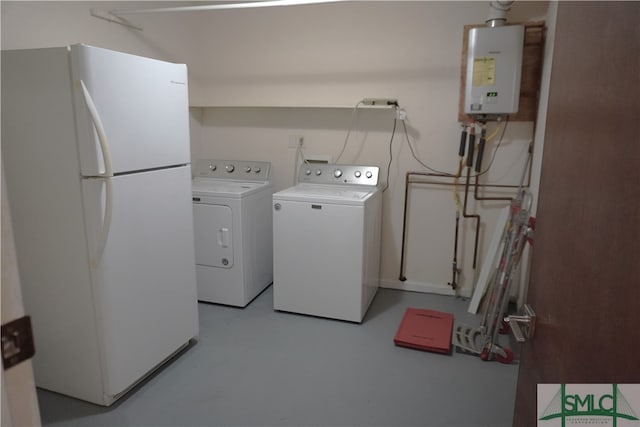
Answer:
top-left (80, 80), bottom-right (114, 267)
top-left (90, 177), bottom-right (113, 268)
top-left (79, 79), bottom-right (113, 178)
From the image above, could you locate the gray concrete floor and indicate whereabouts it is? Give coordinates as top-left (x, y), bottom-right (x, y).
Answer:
top-left (37, 286), bottom-right (519, 426)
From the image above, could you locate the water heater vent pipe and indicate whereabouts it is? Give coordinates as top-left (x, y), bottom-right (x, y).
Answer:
top-left (486, 0), bottom-right (515, 27)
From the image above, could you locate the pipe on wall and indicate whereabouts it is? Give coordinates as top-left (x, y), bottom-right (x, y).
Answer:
top-left (397, 171), bottom-right (526, 288)
top-left (486, 0), bottom-right (515, 27)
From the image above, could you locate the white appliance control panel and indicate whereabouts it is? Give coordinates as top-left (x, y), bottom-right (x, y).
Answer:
top-left (298, 164), bottom-right (379, 186)
top-left (194, 159), bottom-right (271, 182)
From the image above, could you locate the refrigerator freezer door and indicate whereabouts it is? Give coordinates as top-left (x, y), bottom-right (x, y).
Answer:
top-left (71, 45), bottom-right (190, 176)
top-left (82, 166), bottom-right (198, 400)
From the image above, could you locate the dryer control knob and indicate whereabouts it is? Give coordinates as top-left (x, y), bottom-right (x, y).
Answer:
top-left (315, 169), bottom-right (322, 176)
top-left (244, 166), bottom-right (252, 173)
top-left (226, 164), bottom-right (235, 173)
top-left (305, 169), bottom-right (312, 176)
top-left (255, 167), bottom-right (261, 173)
top-left (334, 169), bottom-right (343, 178)
top-left (366, 171), bottom-right (373, 178)
top-left (209, 164), bottom-right (217, 171)
top-left (354, 171), bottom-right (362, 178)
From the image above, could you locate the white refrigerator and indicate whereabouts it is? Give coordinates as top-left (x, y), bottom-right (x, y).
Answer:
top-left (1, 45), bottom-right (199, 406)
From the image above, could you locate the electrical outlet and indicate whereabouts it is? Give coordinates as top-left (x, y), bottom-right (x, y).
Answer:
top-left (288, 135), bottom-right (304, 148)
top-left (396, 108), bottom-right (408, 121)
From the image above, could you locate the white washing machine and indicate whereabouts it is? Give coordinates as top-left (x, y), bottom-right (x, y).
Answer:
top-left (272, 164), bottom-right (382, 322)
top-left (192, 159), bottom-right (273, 307)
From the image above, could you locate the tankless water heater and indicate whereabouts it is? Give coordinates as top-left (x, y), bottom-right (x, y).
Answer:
top-left (464, 24), bottom-right (524, 116)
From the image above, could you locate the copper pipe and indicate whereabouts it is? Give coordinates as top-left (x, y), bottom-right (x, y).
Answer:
top-left (473, 174), bottom-right (514, 201)
top-left (448, 211), bottom-right (460, 290)
top-left (462, 167), bottom-right (481, 269)
top-left (397, 123), bottom-right (534, 284)
top-left (408, 176), bottom-right (522, 188)
top-left (398, 171), bottom-right (412, 281)
top-left (398, 171), bottom-right (526, 282)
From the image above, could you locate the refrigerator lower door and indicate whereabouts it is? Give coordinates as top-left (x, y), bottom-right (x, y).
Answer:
top-left (82, 165), bottom-right (198, 402)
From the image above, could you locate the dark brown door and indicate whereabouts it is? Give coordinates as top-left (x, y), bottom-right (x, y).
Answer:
top-left (513, 2), bottom-right (640, 425)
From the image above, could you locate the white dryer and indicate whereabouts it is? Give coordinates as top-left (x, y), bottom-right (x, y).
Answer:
top-left (192, 159), bottom-right (273, 307)
top-left (272, 164), bottom-right (382, 322)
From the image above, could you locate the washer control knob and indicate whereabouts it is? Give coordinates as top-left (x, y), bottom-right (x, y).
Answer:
top-left (255, 167), bottom-right (261, 173)
top-left (354, 171), bottom-right (362, 178)
top-left (315, 169), bottom-right (322, 176)
top-left (209, 164), bottom-right (217, 171)
top-left (244, 166), bottom-right (252, 173)
top-left (334, 169), bottom-right (343, 178)
top-left (366, 170), bottom-right (373, 179)
top-left (226, 164), bottom-right (235, 173)
top-left (305, 169), bottom-right (312, 176)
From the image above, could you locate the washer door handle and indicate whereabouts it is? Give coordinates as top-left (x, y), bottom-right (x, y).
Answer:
top-left (218, 227), bottom-right (230, 248)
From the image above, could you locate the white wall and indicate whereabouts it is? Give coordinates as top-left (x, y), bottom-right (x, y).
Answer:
top-left (1, 1), bottom-right (549, 298)
top-left (0, 1), bottom-right (202, 65)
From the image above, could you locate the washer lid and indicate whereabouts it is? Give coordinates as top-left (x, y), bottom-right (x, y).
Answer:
top-left (272, 183), bottom-right (378, 205)
top-left (192, 178), bottom-right (271, 198)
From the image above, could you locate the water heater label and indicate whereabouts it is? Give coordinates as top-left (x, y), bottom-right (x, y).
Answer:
top-left (472, 57), bottom-right (496, 87)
